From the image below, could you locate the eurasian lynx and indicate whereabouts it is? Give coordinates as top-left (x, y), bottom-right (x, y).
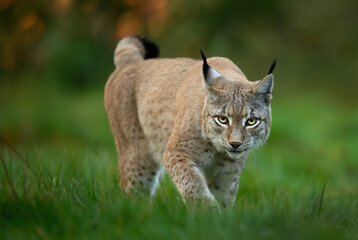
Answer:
top-left (105, 36), bottom-right (275, 208)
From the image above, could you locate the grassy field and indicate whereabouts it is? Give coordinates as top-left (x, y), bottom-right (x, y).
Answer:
top-left (1, 80), bottom-right (357, 240)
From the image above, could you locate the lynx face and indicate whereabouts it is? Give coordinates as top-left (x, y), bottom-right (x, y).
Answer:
top-left (204, 87), bottom-right (272, 159)
top-left (200, 52), bottom-right (273, 159)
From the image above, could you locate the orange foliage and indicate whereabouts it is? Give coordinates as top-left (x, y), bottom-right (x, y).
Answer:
top-left (117, 0), bottom-right (168, 38)
top-left (0, 0), bottom-right (16, 10)
top-left (115, 12), bottom-right (144, 40)
top-left (20, 14), bottom-right (38, 30)
top-left (145, 0), bottom-right (167, 36)
top-left (52, 0), bottom-right (72, 14)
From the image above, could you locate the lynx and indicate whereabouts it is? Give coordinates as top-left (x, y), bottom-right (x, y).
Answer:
top-left (105, 36), bottom-right (275, 208)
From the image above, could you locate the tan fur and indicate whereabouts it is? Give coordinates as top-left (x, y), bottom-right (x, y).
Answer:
top-left (105, 36), bottom-right (273, 208)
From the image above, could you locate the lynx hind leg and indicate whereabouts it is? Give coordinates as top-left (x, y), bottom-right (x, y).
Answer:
top-left (118, 143), bottom-right (161, 196)
top-left (106, 96), bottom-right (160, 196)
top-left (105, 74), bottom-right (162, 196)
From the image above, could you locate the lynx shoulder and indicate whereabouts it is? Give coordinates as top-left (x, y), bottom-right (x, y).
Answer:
top-left (105, 36), bottom-right (275, 208)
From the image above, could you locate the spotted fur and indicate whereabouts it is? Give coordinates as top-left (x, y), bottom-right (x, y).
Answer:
top-left (105, 36), bottom-right (274, 208)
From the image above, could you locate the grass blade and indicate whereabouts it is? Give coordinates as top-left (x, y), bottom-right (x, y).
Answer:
top-left (0, 153), bottom-right (18, 199)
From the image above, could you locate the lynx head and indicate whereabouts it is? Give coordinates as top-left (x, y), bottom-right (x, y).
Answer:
top-left (200, 51), bottom-right (275, 159)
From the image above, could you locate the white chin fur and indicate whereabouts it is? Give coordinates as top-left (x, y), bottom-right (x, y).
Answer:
top-left (226, 150), bottom-right (244, 159)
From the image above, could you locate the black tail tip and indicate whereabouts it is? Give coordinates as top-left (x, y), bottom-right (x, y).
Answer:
top-left (133, 36), bottom-right (160, 59)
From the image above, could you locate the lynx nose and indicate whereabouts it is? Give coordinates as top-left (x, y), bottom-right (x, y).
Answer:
top-left (229, 142), bottom-right (242, 149)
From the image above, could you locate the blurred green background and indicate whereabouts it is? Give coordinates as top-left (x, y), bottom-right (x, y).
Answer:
top-left (1, 0), bottom-right (358, 239)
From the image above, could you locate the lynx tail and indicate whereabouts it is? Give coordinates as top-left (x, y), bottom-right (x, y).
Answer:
top-left (114, 36), bottom-right (159, 67)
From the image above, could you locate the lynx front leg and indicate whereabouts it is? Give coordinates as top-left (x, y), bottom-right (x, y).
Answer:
top-left (208, 168), bottom-right (240, 208)
top-left (163, 149), bottom-right (217, 207)
top-left (206, 155), bottom-right (247, 208)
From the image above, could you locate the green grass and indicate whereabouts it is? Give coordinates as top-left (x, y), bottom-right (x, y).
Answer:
top-left (1, 81), bottom-right (357, 239)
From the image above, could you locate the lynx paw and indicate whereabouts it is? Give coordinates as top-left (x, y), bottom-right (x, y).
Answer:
top-left (185, 192), bottom-right (220, 210)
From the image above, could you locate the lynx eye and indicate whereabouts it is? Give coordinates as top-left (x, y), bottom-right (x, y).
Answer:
top-left (246, 117), bottom-right (257, 126)
top-left (217, 116), bottom-right (229, 125)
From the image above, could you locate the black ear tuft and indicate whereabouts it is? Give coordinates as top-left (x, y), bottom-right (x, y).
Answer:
top-left (268, 59), bottom-right (276, 75)
top-left (200, 50), bottom-right (209, 79)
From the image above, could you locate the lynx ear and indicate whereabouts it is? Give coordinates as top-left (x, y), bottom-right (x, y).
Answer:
top-left (200, 51), bottom-right (225, 94)
top-left (255, 59), bottom-right (276, 95)
top-left (256, 74), bottom-right (274, 94)
top-left (254, 74), bottom-right (274, 105)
